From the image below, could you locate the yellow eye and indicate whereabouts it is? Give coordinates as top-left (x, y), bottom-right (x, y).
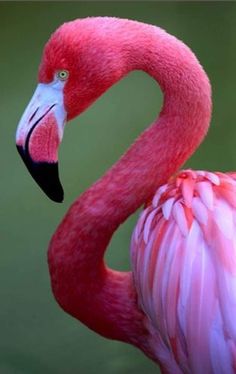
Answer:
top-left (57, 70), bottom-right (69, 81)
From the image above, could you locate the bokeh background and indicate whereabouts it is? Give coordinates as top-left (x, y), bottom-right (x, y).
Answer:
top-left (1, 2), bottom-right (236, 373)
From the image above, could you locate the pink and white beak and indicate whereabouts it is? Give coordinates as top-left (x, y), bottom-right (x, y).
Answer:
top-left (16, 82), bottom-right (67, 202)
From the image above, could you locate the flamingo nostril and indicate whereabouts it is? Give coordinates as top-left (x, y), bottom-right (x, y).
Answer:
top-left (25, 104), bottom-right (56, 153)
top-left (28, 107), bottom-right (39, 124)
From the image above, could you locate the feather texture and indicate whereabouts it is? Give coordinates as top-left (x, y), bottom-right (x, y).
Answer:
top-left (131, 170), bottom-right (236, 373)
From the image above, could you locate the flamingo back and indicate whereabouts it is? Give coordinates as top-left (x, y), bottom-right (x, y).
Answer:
top-left (131, 169), bottom-right (236, 374)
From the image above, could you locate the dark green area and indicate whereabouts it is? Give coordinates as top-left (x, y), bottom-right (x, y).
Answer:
top-left (1, 2), bottom-right (236, 373)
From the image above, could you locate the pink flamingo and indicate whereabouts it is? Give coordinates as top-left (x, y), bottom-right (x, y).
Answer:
top-left (15, 17), bottom-right (236, 373)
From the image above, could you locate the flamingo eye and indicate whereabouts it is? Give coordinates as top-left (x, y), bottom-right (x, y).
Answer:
top-left (57, 70), bottom-right (69, 81)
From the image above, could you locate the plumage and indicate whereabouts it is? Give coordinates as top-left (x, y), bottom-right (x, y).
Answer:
top-left (15, 16), bottom-right (236, 373)
top-left (132, 171), bottom-right (236, 372)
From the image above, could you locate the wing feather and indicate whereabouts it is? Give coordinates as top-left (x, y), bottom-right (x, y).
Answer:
top-left (131, 170), bottom-right (236, 373)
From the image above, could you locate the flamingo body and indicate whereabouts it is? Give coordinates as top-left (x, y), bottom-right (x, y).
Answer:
top-left (132, 170), bottom-right (236, 373)
top-left (15, 17), bottom-right (236, 374)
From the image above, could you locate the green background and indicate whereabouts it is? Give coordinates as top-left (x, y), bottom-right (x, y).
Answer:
top-left (1, 2), bottom-right (236, 373)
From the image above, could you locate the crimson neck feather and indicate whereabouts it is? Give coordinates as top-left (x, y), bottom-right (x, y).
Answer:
top-left (48, 20), bottom-right (211, 351)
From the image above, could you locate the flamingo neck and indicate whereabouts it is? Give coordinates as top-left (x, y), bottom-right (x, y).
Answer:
top-left (48, 21), bottom-right (211, 350)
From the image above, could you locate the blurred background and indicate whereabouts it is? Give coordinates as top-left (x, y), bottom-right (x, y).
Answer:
top-left (1, 2), bottom-right (236, 373)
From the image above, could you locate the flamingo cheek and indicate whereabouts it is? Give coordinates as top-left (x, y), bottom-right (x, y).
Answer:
top-left (28, 113), bottom-right (60, 163)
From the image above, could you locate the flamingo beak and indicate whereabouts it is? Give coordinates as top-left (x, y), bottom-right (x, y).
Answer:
top-left (16, 83), bottom-right (67, 203)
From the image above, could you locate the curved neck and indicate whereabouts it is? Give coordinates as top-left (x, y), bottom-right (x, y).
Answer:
top-left (48, 20), bottom-right (211, 350)
top-left (77, 21), bottom-right (211, 227)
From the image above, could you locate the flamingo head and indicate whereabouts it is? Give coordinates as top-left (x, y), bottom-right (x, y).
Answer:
top-left (16, 18), bottom-right (127, 202)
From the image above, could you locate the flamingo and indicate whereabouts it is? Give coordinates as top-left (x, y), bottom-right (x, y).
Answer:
top-left (15, 17), bottom-right (236, 373)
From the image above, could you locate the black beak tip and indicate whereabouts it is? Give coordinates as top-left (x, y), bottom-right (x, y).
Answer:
top-left (16, 145), bottom-right (64, 203)
top-left (45, 182), bottom-right (64, 203)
